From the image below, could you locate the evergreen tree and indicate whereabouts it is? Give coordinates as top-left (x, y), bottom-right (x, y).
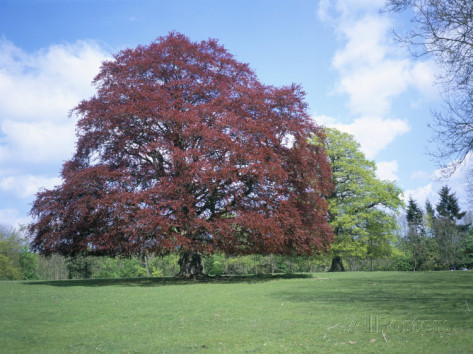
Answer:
top-left (425, 199), bottom-right (435, 220)
top-left (405, 197), bottom-right (427, 270)
top-left (423, 199), bottom-right (436, 239)
top-left (406, 197), bottom-right (423, 231)
top-left (433, 186), bottom-right (468, 269)
top-left (436, 186), bottom-right (466, 222)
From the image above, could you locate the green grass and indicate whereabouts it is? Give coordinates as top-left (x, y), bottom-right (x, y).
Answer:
top-left (1, 272), bottom-right (472, 353)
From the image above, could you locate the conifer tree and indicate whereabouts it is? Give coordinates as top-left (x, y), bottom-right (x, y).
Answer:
top-left (405, 197), bottom-right (426, 270)
top-left (433, 185), bottom-right (468, 268)
top-left (436, 186), bottom-right (466, 222)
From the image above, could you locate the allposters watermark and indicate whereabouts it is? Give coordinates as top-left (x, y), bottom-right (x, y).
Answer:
top-left (346, 315), bottom-right (452, 335)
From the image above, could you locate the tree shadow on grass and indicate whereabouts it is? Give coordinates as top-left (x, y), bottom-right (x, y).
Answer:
top-left (271, 273), bottom-right (473, 329)
top-left (22, 273), bottom-right (312, 287)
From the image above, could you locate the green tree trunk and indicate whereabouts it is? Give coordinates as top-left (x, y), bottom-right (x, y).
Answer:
top-left (329, 256), bottom-right (345, 272)
top-left (177, 253), bottom-right (204, 278)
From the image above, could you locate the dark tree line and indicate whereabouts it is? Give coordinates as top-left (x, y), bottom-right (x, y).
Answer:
top-left (403, 185), bottom-right (472, 270)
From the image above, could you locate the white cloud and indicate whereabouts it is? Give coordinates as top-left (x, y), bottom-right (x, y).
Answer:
top-left (0, 38), bottom-right (110, 165)
top-left (0, 38), bottom-right (110, 221)
top-left (336, 59), bottom-right (412, 117)
top-left (313, 114), bottom-right (337, 127)
top-left (409, 60), bottom-right (438, 99)
top-left (317, 0), bottom-right (436, 158)
top-left (330, 116), bottom-right (410, 159)
top-left (0, 208), bottom-right (31, 228)
top-left (313, 114), bottom-right (410, 159)
top-left (403, 183), bottom-right (434, 207)
top-left (0, 120), bottom-right (76, 164)
top-left (0, 38), bottom-right (108, 122)
top-left (0, 175), bottom-right (62, 199)
top-left (403, 155), bottom-right (473, 210)
top-left (316, 1), bottom-right (454, 213)
top-left (332, 14), bottom-right (436, 117)
top-left (318, 0), bottom-right (386, 24)
top-left (376, 160), bottom-right (399, 181)
top-left (332, 15), bottom-right (392, 71)
top-left (0, 38), bottom-right (110, 168)
top-left (317, 0), bottom-right (333, 22)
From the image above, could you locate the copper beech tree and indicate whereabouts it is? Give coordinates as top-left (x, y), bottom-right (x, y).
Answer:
top-left (29, 33), bottom-right (333, 277)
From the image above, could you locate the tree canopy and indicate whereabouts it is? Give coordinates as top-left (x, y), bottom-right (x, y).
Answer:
top-left (29, 33), bottom-right (334, 276)
top-left (310, 128), bottom-right (403, 271)
top-left (406, 197), bottom-right (423, 229)
top-left (405, 197), bottom-right (428, 270)
top-left (431, 186), bottom-right (469, 268)
top-left (436, 185), bottom-right (466, 222)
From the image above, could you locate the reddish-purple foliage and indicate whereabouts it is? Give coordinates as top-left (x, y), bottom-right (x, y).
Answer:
top-left (29, 33), bottom-right (333, 258)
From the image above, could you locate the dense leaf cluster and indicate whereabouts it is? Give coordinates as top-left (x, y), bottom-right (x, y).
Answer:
top-left (403, 186), bottom-right (472, 270)
top-left (311, 128), bottom-right (404, 271)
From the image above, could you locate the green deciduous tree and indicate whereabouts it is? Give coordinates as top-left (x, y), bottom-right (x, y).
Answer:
top-left (459, 226), bottom-right (473, 268)
top-left (0, 225), bottom-right (21, 280)
top-left (0, 225), bottom-right (39, 280)
top-left (19, 245), bottom-right (40, 280)
top-left (66, 255), bottom-right (94, 279)
top-left (310, 128), bottom-right (403, 271)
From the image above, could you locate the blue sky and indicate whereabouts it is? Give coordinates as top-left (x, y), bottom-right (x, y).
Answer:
top-left (0, 0), bottom-right (470, 227)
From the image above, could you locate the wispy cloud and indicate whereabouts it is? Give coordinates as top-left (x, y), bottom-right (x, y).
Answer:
top-left (0, 208), bottom-right (30, 228)
top-left (0, 38), bottom-right (110, 226)
top-left (403, 183), bottom-right (434, 207)
top-left (403, 154), bottom-right (472, 209)
top-left (316, 0), bottom-right (437, 163)
top-left (376, 160), bottom-right (399, 182)
top-left (330, 116), bottom-right (409, 159)
top-left (0, 174), bottom-right (62, 199)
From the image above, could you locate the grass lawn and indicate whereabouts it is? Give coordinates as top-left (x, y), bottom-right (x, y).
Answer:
top-left (1, 271), bottom-right (472, 353)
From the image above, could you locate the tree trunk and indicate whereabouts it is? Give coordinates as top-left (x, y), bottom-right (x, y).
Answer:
top-left (329, 256), bottom-right (345, 272)
top-left (144, 254), bottom-right (150, 277)
top-left (270, 254), bottom-right (275, 275)
top-left (177, 253), bottom-right (204, 278)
